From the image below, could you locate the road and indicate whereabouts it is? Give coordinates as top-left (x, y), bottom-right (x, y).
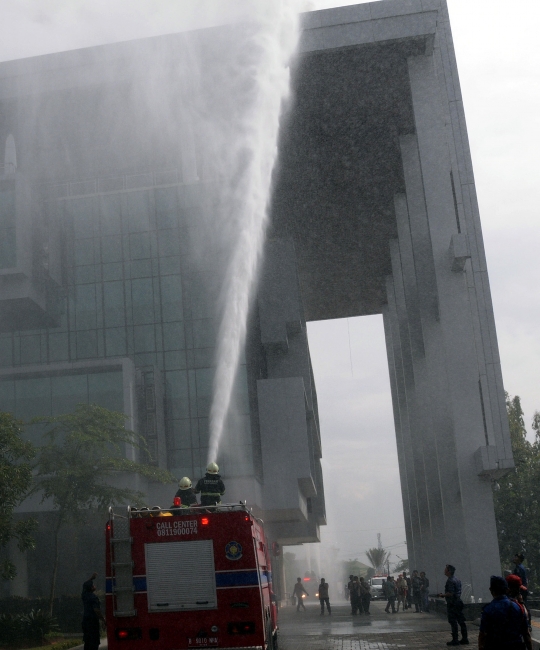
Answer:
top-left (278, 600), bottom-right (460, 650)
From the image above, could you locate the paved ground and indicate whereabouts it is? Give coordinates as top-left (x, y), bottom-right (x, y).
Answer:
top-left (277, 600), bottom-right (464, 650)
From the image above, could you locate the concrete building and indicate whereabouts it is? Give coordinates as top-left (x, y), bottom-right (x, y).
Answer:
top-left (271, 0), bottom-right (512, 598)
top-left (0, 0), bottom-right (510, 601)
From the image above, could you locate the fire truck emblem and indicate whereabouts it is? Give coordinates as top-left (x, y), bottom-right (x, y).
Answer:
top-left (225, 541), bottom-right (243, 560)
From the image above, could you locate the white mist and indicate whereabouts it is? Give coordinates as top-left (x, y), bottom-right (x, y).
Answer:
top-left (207, 3), bottom-right (301, 465)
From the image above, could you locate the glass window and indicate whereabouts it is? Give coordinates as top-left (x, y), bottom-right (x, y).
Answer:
top-left (48, 333), bottom-right (69, 362)
top-left (234, 365), bottom-right (250, 415)
top-left (0, 188), bottom-right (16, 229)
top-left (171, 419), bottom-right (191, 450)
top-left (99, 194), bottom-right (122, 236)
top-left (193, 319), bottom-right (215, 349)
top-left (129, 259), bottom-right (152, 279)
top-left (103, 281), bottom-right (125, 327)
top-left (51, 374), bottom-right (88, 415)
top-left (129, 232), bottom-right (151, 260)
top-left (76, 330), bottom-right (98, 358)
top-left (74, 238), bottom-right (95, 266)
top-left (158, 230), bottom-right (179, 258)
top-left (155, 187), bottom-right (178, 230)
top-left (164, 350), bottom-right (187, 370)
top-left (134, 324), bottom-right (156, 353)
top-left (88, 371), bottom-right (123, 412)
top-left (160, 275), bottom-right (182, 322)
top-left (195, 367), bottom-right (213, 418)
top-left (0, 336), bottom-right (12, 367)
top-left (75, 284), bottom-right (97, 329)
top-left (102, 262), bottom-right (123, 282)
top-left (162, 322), bottom-right (185, 351)
top-left (166, 370), bottom-right (190, 419)
top-left (125, 190), bottom-right (151, 233)
top-left (20, 335), bottom-right (41, 365)
top-left (0, 227), bottom-right (16, 269)
top-left (105, 328), bottom-right (127, 356)
top-left (159, 256), bottom-right (181, 276)
top-left (101, 235), bottom-right (123, 263)
top-left (131, 278), bottom-right (154, 324)
top-left (75, 265), bottom-right (97, 284)
top-left (169, 456), bottom-right (193, 480)
top-left (15, 377), bottom-right (51, 419)
top-left (69, 197), bottom-right (95, 239)
top-left (0, 379), bottom-right (15, 414)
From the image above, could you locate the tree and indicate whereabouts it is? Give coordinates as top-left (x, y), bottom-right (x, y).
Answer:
top-left (394, 558), bottom-right (409, 573)
top-left (365, 547), bottom-right (390, 574)
top-left (0, 412), bottom-right (38, 580)
top-left (342, 558), bottom-right (372, 581)
top-left (493, 394), bottom-right (540, 591)
top-left (32, 404), bottom-right (175, 614)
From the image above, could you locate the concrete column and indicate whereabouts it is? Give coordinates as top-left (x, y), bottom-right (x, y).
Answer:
top-left (382, 278), bottom-right (421, 573)
top-left (402, 52), bottom-right (502, 599)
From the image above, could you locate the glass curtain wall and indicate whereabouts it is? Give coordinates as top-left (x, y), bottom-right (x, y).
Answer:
top-left (0, 184), bottom-right (253, 481)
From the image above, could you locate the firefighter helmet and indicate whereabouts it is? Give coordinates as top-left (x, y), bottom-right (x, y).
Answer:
top-left (178, 477), bottom-right (192, 489)
top-left (206, 462), bottom-right (219, 474)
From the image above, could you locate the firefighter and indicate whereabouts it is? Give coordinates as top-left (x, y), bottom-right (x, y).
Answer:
top-left (174, 476), bottom-right (198, 508)
top-left (194, 462), bottom-right (225, 507)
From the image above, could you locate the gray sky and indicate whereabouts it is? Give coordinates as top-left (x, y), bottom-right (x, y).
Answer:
top-left (1, 0), bottom-right (538, 569)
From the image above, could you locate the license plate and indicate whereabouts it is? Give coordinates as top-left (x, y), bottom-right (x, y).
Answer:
top-left (187, 638), bottom-right (218, 647)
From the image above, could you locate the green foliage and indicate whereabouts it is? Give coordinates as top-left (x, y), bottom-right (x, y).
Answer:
top-left (0, 411), bottom-right (38, 580)
top-left (343, 558), bottom-right (373, 580)
top-left (493, 393), bottom-right (540, 591)
top-left (0, 609), bottom-right (59, 647)
top-left (32, 403), bottom-right (174, 518)
top-left (31, 403), bottom-right (175, 612)
top-left (365, 547), bottom-right (390, 574)
top-left (394, 558), bottom-right (409, 573)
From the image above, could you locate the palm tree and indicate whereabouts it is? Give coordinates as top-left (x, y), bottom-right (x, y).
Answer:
top-left (365, 547), bottom-right (390, 574)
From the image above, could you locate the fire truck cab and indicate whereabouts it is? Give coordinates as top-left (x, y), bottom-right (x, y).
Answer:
top-left (106, 504), bottom-right (278, 650)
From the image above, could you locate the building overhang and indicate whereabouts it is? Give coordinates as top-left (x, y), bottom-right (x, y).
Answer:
top-left (271, 0), bottom-right (440, 321)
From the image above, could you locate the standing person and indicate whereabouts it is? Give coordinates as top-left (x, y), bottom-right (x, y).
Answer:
top-left (346, 574), bottom-right (354, 602)
top-left (293, 578), bottom-right (308, 612)
top-left (396, 574), bottom-right (408, 612)
top-left (411, 570), bottom-right (423, 612)
top-left (81, 581), bottom-right (105, 650)
top-left (420, 571), bottom-right (430, 613)
top-left (384, 576), bottom-right (397, 614)
top-left (350, 576), bottom-right (361, 615)
top-left (512, 553), bottom-right (528, 603)
top-left (318, 578), bottom-right (331, 615)
top-left (506, 575), bottom-right (532, 635)
top-left (194, 463), bottom-right (225, 507)
top-left (174, 477), bottom-right (198, 508)
top-left (403, 572), bottom-right (412, 609)
top-left (438, 564), bottom-right (468, 646)
top-left (360, 577), bottom-right (371, 615)
top-left (478, 575), bottom-right (531, 650)
top-left (81, 572), bottom-right (97, 597)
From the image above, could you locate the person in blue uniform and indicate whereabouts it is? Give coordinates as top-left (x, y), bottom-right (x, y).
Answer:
top-left (438, 564), bottom-right (468, 646)
top-left (478, 575), bottom-right (531, 650)
top-left (82, 579), bottom-right (105, 650)
top-left (194, 462), bottom-right (225, 507)
top-left (512, 553), bottom-right (528, 602)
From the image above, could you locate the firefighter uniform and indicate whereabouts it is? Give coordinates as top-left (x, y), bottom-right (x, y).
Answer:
top-left (175, 487), bottom-right (198, 507)
top-left (195, 472), bottom-right (225, 506)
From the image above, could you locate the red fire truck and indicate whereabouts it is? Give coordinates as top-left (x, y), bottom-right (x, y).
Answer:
top-left (105, 504), bottom-right (278, 650)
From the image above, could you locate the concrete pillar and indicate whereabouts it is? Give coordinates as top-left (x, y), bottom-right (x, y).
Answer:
top-left (389, 51), bottom-right (504, 599)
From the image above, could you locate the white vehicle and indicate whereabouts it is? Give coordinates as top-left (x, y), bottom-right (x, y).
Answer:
top-left (369, 575), bottom-right (388, 600)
